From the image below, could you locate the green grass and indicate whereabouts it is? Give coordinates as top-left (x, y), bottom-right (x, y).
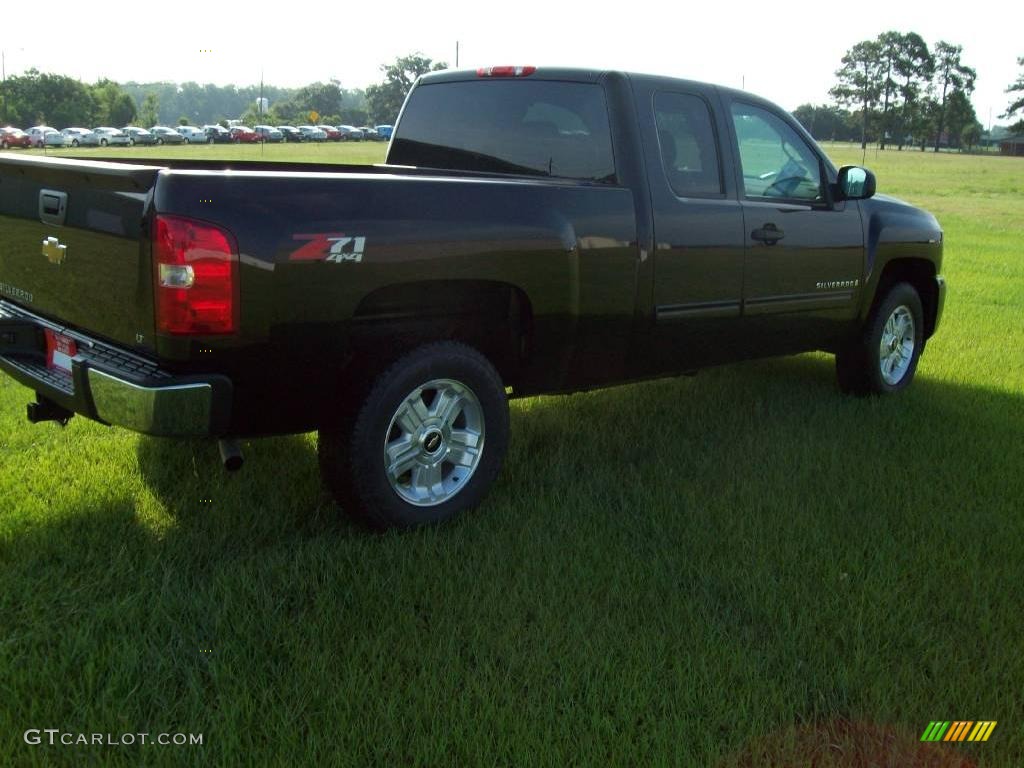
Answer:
top-left (2, 143), bottom-right (1023, 766)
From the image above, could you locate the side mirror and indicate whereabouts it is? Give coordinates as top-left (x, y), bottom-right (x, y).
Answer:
top-left (837, 165), bottom-right (876, 201)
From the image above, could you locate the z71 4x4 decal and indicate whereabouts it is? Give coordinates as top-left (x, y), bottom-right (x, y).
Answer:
top-left (289, 233), bottom-right (366, 263)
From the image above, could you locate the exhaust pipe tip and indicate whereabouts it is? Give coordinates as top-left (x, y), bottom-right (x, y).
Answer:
top-left (218, 439), bottom-right (244, 472)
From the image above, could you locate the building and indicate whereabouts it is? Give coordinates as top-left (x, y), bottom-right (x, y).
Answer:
top-left (998, 135), bottom-right (1024, 156)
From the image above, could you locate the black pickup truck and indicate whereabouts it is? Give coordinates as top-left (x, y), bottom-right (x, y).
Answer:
top-left (0, 67), bottom-right (945, 528)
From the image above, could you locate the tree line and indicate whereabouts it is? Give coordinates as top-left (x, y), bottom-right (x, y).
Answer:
top-left (0, 54), bottom-right (444, 129)
top-left (824, 32), bottom-right (983, 151)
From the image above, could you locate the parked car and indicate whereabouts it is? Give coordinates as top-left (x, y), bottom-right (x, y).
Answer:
top-left (276, 125), bottom-right (304, 142)
top-left (229, 126), bottom-right (259, 144)
top-left (297, 125), bottom-right (327, 142)
top-left (150, 127), bottom-right (184, 145)
top-left (316, 124), bottom-right (342, 141)
top-left (0, 67), bottom-right (946, 530)
top-left (375, 124), bottom-right (393, 140)
top-left (61, 128), bottom-right (99, 147)
top-left (40, 129), bottom-right (67, 148)
top-left (0, 127), bottom-right (32, 149)
top-left (202, 125), bottom-right (232, 144)
top-left (27, 126), bottom-right (60, 147)
top-left (254, 125), bottom-right (283, 143)
top-left (122, 127), bottom-right (157, 146)
top-left (358, 126), bottom-right (383, 141)
top-left (333, 125), bottom-right (361, 142)
top-left (177, 126), bottom-right (208, 144)
top-left (92, 127), bottom-right (130, 147)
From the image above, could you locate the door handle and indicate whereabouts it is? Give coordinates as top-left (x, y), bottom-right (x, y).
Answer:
top-left (751, 223), bottom-right (784, 245)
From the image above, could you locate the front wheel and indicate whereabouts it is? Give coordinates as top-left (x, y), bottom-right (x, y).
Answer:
top-left (318, 342), bottom-right (510, 529)
top-left (836, 282), bottom-right (924, 395)
top-left (100, 138), bottom-right (108, 147)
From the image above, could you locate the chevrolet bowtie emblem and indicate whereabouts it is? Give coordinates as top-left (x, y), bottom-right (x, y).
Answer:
top-left (42, 236), bottom-right (66, 265)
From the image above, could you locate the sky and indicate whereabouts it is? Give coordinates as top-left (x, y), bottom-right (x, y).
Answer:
top-left (3, 0), bottom-right (1020, 126)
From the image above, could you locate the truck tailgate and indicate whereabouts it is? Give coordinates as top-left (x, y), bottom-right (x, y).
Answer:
top-left (0, 155), bottom-right (162, 351)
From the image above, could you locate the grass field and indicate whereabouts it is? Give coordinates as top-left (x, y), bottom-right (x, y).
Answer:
top-left (1, 142), bottom-right (1022, 766)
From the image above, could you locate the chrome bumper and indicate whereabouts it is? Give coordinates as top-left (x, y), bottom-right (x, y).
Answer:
top-left (88, 369), bottom-right (215, 436)
top-left (0, 300), bottom-right (231, 437)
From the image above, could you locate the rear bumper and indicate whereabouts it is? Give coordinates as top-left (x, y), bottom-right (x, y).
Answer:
top-left (0, 300), bottom-right (232, 437)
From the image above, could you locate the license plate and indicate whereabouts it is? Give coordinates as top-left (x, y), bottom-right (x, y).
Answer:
top-left (45, 329), bottom-right (77, 374)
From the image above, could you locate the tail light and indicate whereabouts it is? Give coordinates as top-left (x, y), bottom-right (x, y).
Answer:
top-left (153, 214), bottom-right (238, 335)
top-left (476, 66), bottom-right (536, 78)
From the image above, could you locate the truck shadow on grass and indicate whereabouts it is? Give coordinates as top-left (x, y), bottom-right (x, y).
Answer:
top-left (130, 352), bottom-right (1022, 541)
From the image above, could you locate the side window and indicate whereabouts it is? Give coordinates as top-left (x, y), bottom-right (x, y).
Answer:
top-left (654, 92), bottom-right (723, 197)
top-left (731, 102), bottom-right (824, 202)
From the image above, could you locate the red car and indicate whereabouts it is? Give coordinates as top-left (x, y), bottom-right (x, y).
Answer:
top-left (0, 127), bottom-right (32, 149)
top-left (317, 124), bottom-right (342, 141)
top-left (229, 126), bottom-right (260, 144)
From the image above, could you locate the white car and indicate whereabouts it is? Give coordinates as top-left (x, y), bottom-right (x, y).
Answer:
top-left (177, 126), bottom-right (208, 144)
top-left (297, 125), bottom-right (327, 142)
top-left (92, 127), bottom-right (130, 147)
top-left (61, 128), bottom-right (99, 147)
top-left (28, 125), bottom-right (61, 147)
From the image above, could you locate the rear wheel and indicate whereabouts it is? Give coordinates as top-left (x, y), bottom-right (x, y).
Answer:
top-left (836, 281), bottom-right (924, 395)
top-left (100, 138), bottom-right (108, 146)
top-left (318, 342), bottom-right (510, 529)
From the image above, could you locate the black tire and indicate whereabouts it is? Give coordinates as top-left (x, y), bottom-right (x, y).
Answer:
top-left (100, 138), bottom-right (108, 147)
top-left (836, 281), bottom-right (924, 395)
top-left (71, 139), bottom-right (79, 147)
top-left (318, 342), bottom-right (510, 529)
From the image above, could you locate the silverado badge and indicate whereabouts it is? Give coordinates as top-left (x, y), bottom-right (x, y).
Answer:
top-left (42, 237), bottom-right (67, 265)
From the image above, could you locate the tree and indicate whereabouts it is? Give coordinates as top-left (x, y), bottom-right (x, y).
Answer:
top-left (931, 41), bottom-right (975, 152)
top-left (279, 81), bottom-right (342, 123)
top-left (108, 93), bottom-right (137, 126)
top-left (1002, 56), bottom-right (1024, 133)
top-left (892, 33), bottom-right (933, 150)
top-left (875, 31), bottom-right (905, 149)
top-left (139, 92), bottom-right (159, 127)
top-left (906, 95), bottom-right (939, 151)
top-left (944, 90), bottom-right (977, 150)
top-left (961, 121), bottom-right (983, 152)
top-left (91, 79), bottom-right (137, 126)
top-left (365, 54), bottom-right (447, 124)
top-left (793, 103), bottom-right (856, 142)
top-left (830, 40), bottom-right (882, 149)
top-left (0, 69), bottom-right (96, 127)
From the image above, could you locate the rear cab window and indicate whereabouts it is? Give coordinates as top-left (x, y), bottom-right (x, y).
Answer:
top-left (654, 92), bottom-right (723, 197)
top-left (389, 80), bottom-right (616, 183)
